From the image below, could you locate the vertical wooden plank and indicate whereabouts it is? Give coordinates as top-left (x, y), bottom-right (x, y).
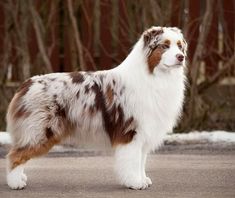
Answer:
top-left (0, 3), bottom-right (4, 68)
top-left (205, 0), bottom-right (219, 76)
top-left (223, 0), bottom-right (234, 70)
top-left (171, 0), bottom-right (181, 27)
top-left (118, 0), bottom-right (130, 63)
top-left (134, 1), bottom-right (142, 37)
top-left (63, 0), bottom-right (72, 72)
top-left (187, 0), bottom-right (200, 63)
top-left (99, 0), bottom-right (112, 69)
top-left (48, 0), bottom-right (60, 72)
top-left (80, 0), bottom-right (95, 71)
top-left (28, 27), bottom-right (39, 72)
top-left (28, 0), bottom-right (42, 74)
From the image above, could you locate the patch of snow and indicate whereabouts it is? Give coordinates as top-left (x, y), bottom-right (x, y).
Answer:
top-left (165, 131), bottom-right (235, 145)
top-left (0, 132), bottom-right (12, 145)
top-left (1, 131), bottom-right (235, 147)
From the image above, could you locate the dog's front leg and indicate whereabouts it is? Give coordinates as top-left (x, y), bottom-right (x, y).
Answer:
top-left (141, 145), bottom-right (152, 187)
top-left (114, 139), bottom-right (149, 190)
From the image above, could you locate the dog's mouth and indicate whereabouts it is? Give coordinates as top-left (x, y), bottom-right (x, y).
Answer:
top-left (163, 63), bottom-right (183, 68)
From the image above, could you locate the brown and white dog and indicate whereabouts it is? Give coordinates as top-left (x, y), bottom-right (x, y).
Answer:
top-left (6, 26), bottom-right (187, 190)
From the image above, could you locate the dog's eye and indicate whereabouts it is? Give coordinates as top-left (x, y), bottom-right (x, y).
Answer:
top-left (177, 41), bottom-right (183, 50)
top-left (178, 44), bottom-right (182, 49)
top-left (160, 44), bottom-right (169, 49)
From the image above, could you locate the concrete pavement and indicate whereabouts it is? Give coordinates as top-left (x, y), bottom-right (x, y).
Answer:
top-left (0, 154), bottom-right (235, 198)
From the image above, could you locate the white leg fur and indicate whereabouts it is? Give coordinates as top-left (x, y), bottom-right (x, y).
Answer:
top-left (115, 140), bottom-right (149, 190)
top-left (6, 162), bottom-right (27, 190)
top-left (141, 149), bottom-right (152, 186)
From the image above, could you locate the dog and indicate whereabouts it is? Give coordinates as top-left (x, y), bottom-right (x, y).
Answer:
top-left (6, 26), bottom-right (187, 190)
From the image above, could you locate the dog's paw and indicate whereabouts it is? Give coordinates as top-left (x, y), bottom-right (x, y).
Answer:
top-left (125, 179), bottom-right (149, 190)
top-left (7, 175), bottom-right (27, 190)
top-left (21, 173), bottom-right (27, 183)
top-left (144, 176), bottom-right (152, 186)
top-left (7, 168), bottom-right (27, 190)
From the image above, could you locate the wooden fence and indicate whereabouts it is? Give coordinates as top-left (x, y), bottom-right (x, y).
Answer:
top-left (0, 0), bottom-right (234, 81)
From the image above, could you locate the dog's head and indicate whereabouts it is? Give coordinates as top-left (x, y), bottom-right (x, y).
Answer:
top-left (142, 26), bottom-right (187, 73)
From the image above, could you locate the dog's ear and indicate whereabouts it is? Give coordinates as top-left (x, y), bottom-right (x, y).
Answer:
top-left (143, 27), bottom-right (164, 47)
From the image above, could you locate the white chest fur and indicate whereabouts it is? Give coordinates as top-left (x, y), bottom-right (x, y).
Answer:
top-left (118, 66), bottom-right (186, 150)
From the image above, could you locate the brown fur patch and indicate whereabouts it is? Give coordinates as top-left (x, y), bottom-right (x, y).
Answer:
top-left (70, 72), bottom-right (84, 84)
top-left (46, 127), bottom-right (54, 139)
top-left (7, 106), bottom-right (76, 170)
top-left (85, 85), bottom-right (89, 94)
top-left (106, 85), bottom-right (114, 105)
top-left (55, 103), bottom-right (66, 118)
top-left (148, 48), bottom-right (164, 73)
top-left (9, 79), bottom-right (33, 120)
top-left (164, 39), bottom-right (171, 46)
top-left (91, 83), bottom-right (136, 146)
top-left (7, 135), bottom-right (61, 170)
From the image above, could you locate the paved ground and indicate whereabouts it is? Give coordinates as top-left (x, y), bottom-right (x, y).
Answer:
top-left (0, 152), bottom-right (235, 198)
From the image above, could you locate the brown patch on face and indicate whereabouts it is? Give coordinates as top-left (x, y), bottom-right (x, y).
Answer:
top-left (105, 85), bottom-right (114, 105)
top-left (91, 83), bottom-right (136, 146)
top-left (164, 39), bottom-right (171, 46)
top-left (148, 47), bottom-right (164, 73)
top-left (70, 72), bottom-right (84, 84)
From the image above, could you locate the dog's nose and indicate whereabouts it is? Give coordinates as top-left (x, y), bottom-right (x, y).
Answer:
top-left (176, 54), bottom-right (184, 62)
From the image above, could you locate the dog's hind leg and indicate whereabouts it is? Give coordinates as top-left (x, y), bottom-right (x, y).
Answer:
top-left (6, 133), bottom-right (61, 190)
